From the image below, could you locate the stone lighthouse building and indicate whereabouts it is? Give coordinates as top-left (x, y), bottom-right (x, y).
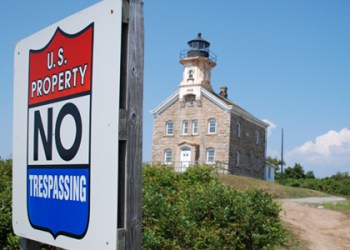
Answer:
top-left (151, 34), bottom-right (269, 179)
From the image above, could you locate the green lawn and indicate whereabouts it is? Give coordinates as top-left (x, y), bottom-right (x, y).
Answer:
top-left (218, 174), bottom-right (328, 199)
top-left (320, 200), bottom-right (350, 214)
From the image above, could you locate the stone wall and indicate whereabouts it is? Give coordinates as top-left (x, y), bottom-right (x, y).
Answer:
top-left (152, 94), bottom-right (266, 179)
top-left (152, 96), bottom-right (231, 168)
top-left (228, 113), bottom-right (266, 179)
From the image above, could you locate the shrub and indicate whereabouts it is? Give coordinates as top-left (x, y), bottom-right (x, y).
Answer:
top-left (0, 159), bottom-right (19, 249)
top-left (283, 175), bottom-right (350, 197)
top-left (142, 165), bottom-right (287, 249)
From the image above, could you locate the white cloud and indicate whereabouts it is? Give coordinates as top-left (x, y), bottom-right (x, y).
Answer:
top-left (262, 119), bottom-right (276, 138)
top-left (286, 128), bottom-right (350, 177)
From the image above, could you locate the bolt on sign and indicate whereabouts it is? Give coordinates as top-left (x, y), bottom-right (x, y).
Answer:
top-left (13, 1), bottom-right (122, 249)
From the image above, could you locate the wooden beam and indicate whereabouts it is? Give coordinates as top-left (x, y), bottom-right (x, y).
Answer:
top-left (19, 238), bottom-right (40, 250)
top-left (119, 0), bottom-right (144, 249)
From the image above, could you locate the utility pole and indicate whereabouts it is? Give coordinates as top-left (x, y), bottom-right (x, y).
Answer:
top-left (280, 128), bottom-right (284, 182)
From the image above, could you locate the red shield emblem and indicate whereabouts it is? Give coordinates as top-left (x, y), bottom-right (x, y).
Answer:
top-left (27, 23), bottom-right (93, 239)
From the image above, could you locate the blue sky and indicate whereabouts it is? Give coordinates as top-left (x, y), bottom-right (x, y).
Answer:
top-left (1, 0), bottom-right (349, 177)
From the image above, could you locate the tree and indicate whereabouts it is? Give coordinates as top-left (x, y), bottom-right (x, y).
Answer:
top-left (267, 156), bottom-right (279, 170)
top-left (305, 171), bottom-right (315, 179)
top-left (284, 163), bottom-right (305, 179)
top-left (331, 172), bottom-right (349, 181)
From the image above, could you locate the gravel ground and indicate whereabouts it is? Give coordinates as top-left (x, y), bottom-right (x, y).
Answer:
top-left (279, 196), bottom-right (350, 250)
top-left (284, 196), bottom-right (346, 204)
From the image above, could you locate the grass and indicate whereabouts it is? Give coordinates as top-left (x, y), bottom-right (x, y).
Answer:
top-left (218, 174), bottom-right (328, 199)
top-left (320, 200), bottom-right (350, 215)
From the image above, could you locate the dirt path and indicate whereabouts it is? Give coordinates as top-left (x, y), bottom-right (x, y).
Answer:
top-left (279, 197), bottom-right (350, 250)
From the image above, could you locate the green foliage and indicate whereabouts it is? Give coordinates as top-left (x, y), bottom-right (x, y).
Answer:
top-left (282, 171), bottom-right (350, 196)
top-left (275, 162), bottom-right (316, 183)
top-left (305, 171), bottom-right (315, 179)
top-left (266, 156), bottom-right (280, 171)
top-left (284, 163), bottom-right (305, 179)
top-left (0, 159), bottom-right (19, 249)
top-left (142, 164), bottom-right (287, 249)
top-left (322, 199), bottom-right (350, 214)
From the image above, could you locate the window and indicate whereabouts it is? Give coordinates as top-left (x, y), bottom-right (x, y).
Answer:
top-left (192, 119), bottom-right (198, 134)
top-left (166, 121), bottom-right (174, 135)
top-left (188, 69), bottom-right (194, 79)
top-left (235, 152), bottom-right (240, 166)
top-left (256, 130), bottom-right (260, 144)
top-left (208, 118), bottom-right (216, 134)
top-left (236, 122), bottom-right (241, 137)
top-left (206, 148), bottom-right (215, 163)
top-left (182, 120), bottom-right (189, 134)
top-left (185, 94), bottom-right (196, 105)
top-left (245, 154), bottom-right (250, 169)
top-left (164, 149), bottom-right (172, 164)
top-left (255, 156), bottom-right (260, 169)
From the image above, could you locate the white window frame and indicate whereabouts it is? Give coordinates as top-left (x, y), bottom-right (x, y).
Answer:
top-left (192, 119), bottom-right (198, 134)
top-left (182, 120), bottom-right (189, 134)
top-left (206, 148), bottom-right (215, 163)
top-left (208, 118), bottom-right (216, 134)
top-left (164, 149), bottom-right (172, 164)
top-left (166, 120), bottom-right (174, 135)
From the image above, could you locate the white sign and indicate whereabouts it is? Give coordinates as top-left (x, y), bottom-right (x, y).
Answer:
top-left (13, 0), bottom-right (122, 249)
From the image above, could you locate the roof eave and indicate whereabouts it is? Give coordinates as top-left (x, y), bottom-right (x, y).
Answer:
top-left (150, 90), bottom-right (179, 116)
top-left (201, 89), bottom-right (269, 128)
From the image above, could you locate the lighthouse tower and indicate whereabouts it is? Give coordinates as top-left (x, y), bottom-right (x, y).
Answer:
top-left (178, 33), bottom-right (216, 103)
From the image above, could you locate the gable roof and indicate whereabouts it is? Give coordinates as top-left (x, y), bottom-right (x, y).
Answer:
top-left (150, 90), bottom-right (179, 116)
top-left (151, 88), bottom-right (268, 128)
top-left (202, 89), bottom-right (269, 128)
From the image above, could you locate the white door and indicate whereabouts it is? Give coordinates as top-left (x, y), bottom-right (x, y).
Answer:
top-left (180, 147), bottom-right (191, 172)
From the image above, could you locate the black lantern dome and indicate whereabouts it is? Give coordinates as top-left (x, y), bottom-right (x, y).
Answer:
top-left (187, 33), bottom-right (210, 58)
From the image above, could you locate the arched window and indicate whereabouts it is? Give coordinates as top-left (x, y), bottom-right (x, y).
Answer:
top-left (208, 118), bottom-right (216, 134)
top-left (188, 69), bottom-right (194, 79)
top-left (236, 122), bottom-right (241, 137)
top-left (166, 120), bottom-right (174, 135)
top-left (206, 148), bottom-right (215, 163)
top-left (182, 120), bottom-right (189, 134)
top-left (235, 152), bottom-right (240, 166)
top-left (192, 119), bottom-right (198, 134)
top-left (164, 149), bottom-right (172, 164)
top-left (185, 94), bottom-right (196, 105)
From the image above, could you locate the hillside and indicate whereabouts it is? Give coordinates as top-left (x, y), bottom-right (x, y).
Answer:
top-left (217, 174), bottom-right (350, 249)
top-left (218, 174), bottom-right (328, 199)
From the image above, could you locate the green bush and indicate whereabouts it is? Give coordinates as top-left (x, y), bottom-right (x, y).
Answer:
top-left (0, 159), bottom-right (19, 249)
top-left (1, 161), bottom-right (287, 249)
top-left (283, 174), bottom-right (350, 197)
top-left (142, 165), bottom-right (287, 249)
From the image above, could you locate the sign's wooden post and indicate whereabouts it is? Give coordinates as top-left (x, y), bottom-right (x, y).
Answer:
top-left (118, 0), bottom-right (143, 249)
top-left (20, 238), bottom-right (40, 250)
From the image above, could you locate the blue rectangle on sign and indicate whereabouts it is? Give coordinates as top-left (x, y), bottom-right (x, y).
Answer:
top-left (27, 167), bottom-right (90, 238)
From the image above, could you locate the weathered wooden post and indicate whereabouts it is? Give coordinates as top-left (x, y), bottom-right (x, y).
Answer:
top-left (12, 0), bottom-right (143, 249)
top-left (118, 0), bottom-right (143, 249)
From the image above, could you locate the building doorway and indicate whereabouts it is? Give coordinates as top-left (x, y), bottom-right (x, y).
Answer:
top-left (180, 147), bottom-right (191, 172)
